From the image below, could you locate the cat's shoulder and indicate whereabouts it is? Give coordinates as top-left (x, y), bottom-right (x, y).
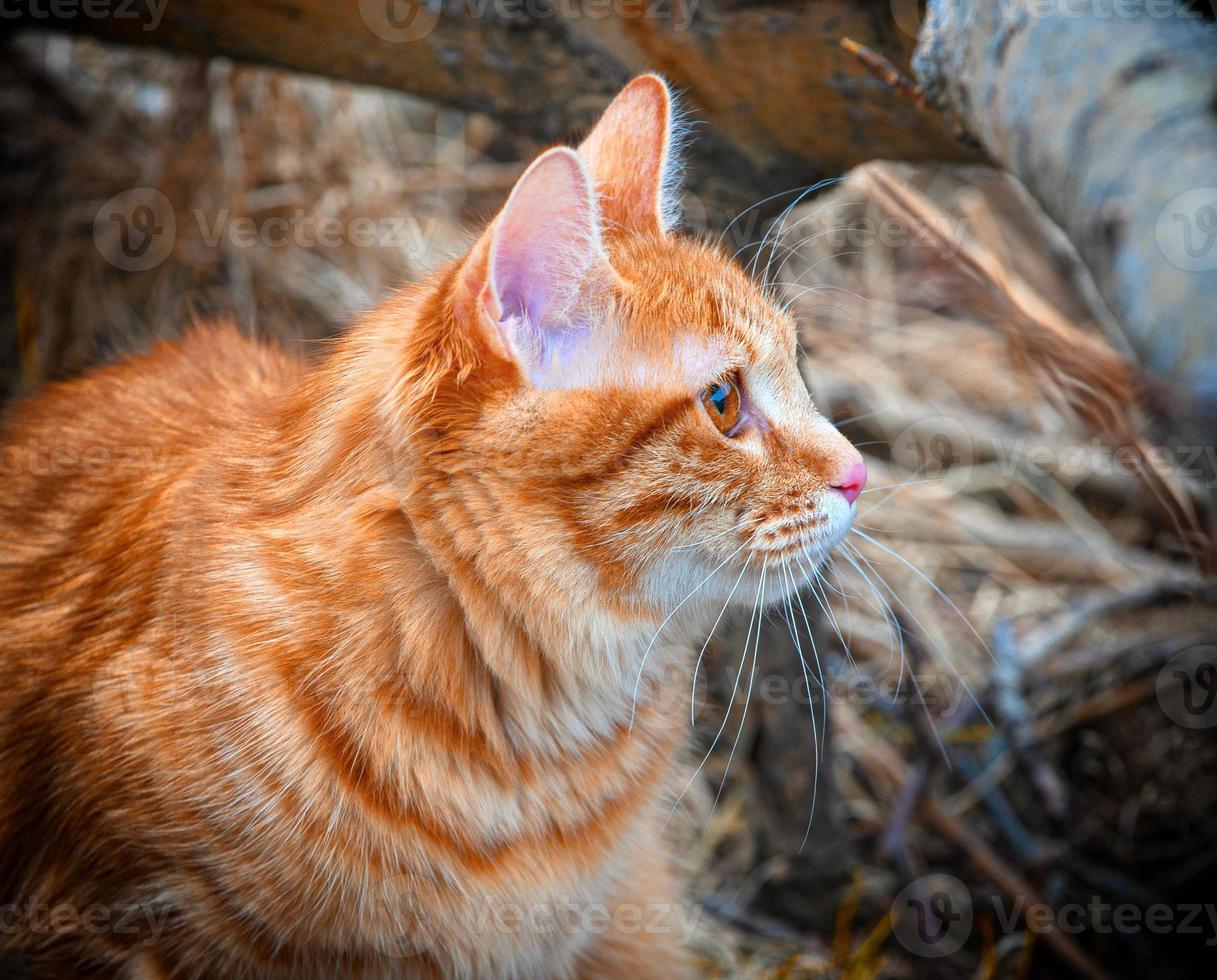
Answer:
top-left (8, 320), bottom-right (302, 422)
top-left (135, 320), bottom-right (309, 398)
top-left (0, 320), bottom-right (312, 480)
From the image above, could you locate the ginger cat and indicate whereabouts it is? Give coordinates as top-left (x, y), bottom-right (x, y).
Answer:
top-left (0, 76), bottom-right (865, 978)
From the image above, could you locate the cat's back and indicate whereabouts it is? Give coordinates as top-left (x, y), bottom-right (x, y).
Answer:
top-left (3, 323), bottom-right (304, 462)
top-left (0, 323), bottom-right (304, 656)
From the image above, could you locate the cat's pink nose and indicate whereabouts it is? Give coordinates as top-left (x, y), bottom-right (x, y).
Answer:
top-left (831, 460), bottom-right (867, 505)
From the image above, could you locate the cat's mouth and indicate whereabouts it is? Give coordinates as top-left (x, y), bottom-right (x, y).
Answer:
top-left (743, 495), bottom-right (855, 570)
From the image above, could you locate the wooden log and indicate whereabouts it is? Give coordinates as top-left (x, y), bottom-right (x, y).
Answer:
top-left (14, 0), bottom-right (975, 217)
top-left (913, 0), bottom-right (1217, 423)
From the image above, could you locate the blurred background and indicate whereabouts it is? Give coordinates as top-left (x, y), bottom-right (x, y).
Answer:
top-left (3, 6), bottom-right (1217, 978)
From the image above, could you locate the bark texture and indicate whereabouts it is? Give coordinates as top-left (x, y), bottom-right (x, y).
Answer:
top-left (914, 0), bottom-right (1217, 418)
top-left (16, 0), bottom-right (974, 216)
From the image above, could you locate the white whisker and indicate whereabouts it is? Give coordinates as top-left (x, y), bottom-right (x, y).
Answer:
top-left (778, 563), bottom-right (821, 853)
top-left (706, 560), bottom-right (767, 832)
top-left (662, 562), bottom-right (767, 835)
top-left (844, 537), bottom-right (989, 723)
top-left (690, 563), bottom-right (749, 726)
top-left (629, 541), bottom-right (749, 732)
top-left (850, 529), bottom-right (995, 665)
top-left (838, 544), bottom-right (905, 690)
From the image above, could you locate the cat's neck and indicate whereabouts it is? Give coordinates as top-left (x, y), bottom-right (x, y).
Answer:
top-left (247, 287), bottom-right (696, 756)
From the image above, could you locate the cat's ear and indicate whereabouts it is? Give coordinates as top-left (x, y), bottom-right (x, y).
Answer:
top-left (578, 74), bottom-right (683, 235)
top-left (456, 146), bottom-right (612, 383)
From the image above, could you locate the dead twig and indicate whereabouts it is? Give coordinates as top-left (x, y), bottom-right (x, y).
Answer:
top-left (840, 39), bottom-right (929, 110)
top-left (836, 701), bottom-right (1110, 980)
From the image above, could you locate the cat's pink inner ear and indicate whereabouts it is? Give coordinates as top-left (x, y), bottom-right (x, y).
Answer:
top-left (578, 75), bottom-right (678, 235)
top-left (485, 147), bottom-right (608, 376)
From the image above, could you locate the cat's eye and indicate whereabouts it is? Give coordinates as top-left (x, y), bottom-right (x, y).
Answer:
top-left (700, 374), bottom-right (742, 435)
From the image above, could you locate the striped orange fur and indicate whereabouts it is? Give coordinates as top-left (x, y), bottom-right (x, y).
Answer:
top-left (0, 76), bottom-right (863, 978)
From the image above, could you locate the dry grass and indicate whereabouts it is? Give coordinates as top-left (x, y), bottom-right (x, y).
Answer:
top-left (3, 32), bottom-right (1215, 979)
top-left (693, 163), bottom-right (1217, 978)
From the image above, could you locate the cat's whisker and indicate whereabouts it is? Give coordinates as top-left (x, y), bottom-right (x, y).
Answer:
top-left (843, 536), bottom-right (989, 722)
top-left (797, 554), bottom-right (850, 664)
top-left (781, 300), bottom-right (855, 321)
top-left (739, 181), bottom-right (843, 277)
top-left (772, 282), bottom-right (870, 305)
top-left (837, 546), bottom-right (945, 759)
top-left (784, 248), bottom-right (867, 288)
top-left (814, 561), bottom-right (860, 663)
top-left (837, 543), bottom-right (906, 687)
top-left (705, 560), bottom-right (766, 834)
top-left (690, 562), bottom-right (750, 727)
top-left (853, 467), bottom-right (948, 525)
top-left (859, 478), bottom-right (941, 495)
top-left (628, 541), bottom-right (750, 732)
top-left (754, 190), bottom-right (842, 282)
top-left (778, 564), bottom-right (822, 853)
top-left (850, 528), bottom-right (995, 666)
top-left (761, 219), bottom-right (862, 284)
top-left (776, 285), bottom-right (872, 321)
top-left (716, 179), bottom-right (840, 253)
top-left (817, 562), bottom-right (866, 667)
top-left (784, 566), bottom-right (831, 845)
top-left (755, 195), bottom-right (853, 282)
top-left (662, 562), bottom-right (767, 836)
top-left (905, 667), bottom-right (952, 765)
top-left (812, 562), bottom-right (862, 604)
top-left (832, 408), bottom-right (890, 428)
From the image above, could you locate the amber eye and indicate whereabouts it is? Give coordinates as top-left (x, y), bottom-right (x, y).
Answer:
top-left (700, 373), bottom-right (742, 435)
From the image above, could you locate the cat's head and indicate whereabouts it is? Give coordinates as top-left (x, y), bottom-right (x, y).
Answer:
top-left (393, 76), bottom-right (864, 619)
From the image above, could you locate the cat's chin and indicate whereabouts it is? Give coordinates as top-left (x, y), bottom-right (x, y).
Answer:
top-left (726, 549), bottom-right (833, 608)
